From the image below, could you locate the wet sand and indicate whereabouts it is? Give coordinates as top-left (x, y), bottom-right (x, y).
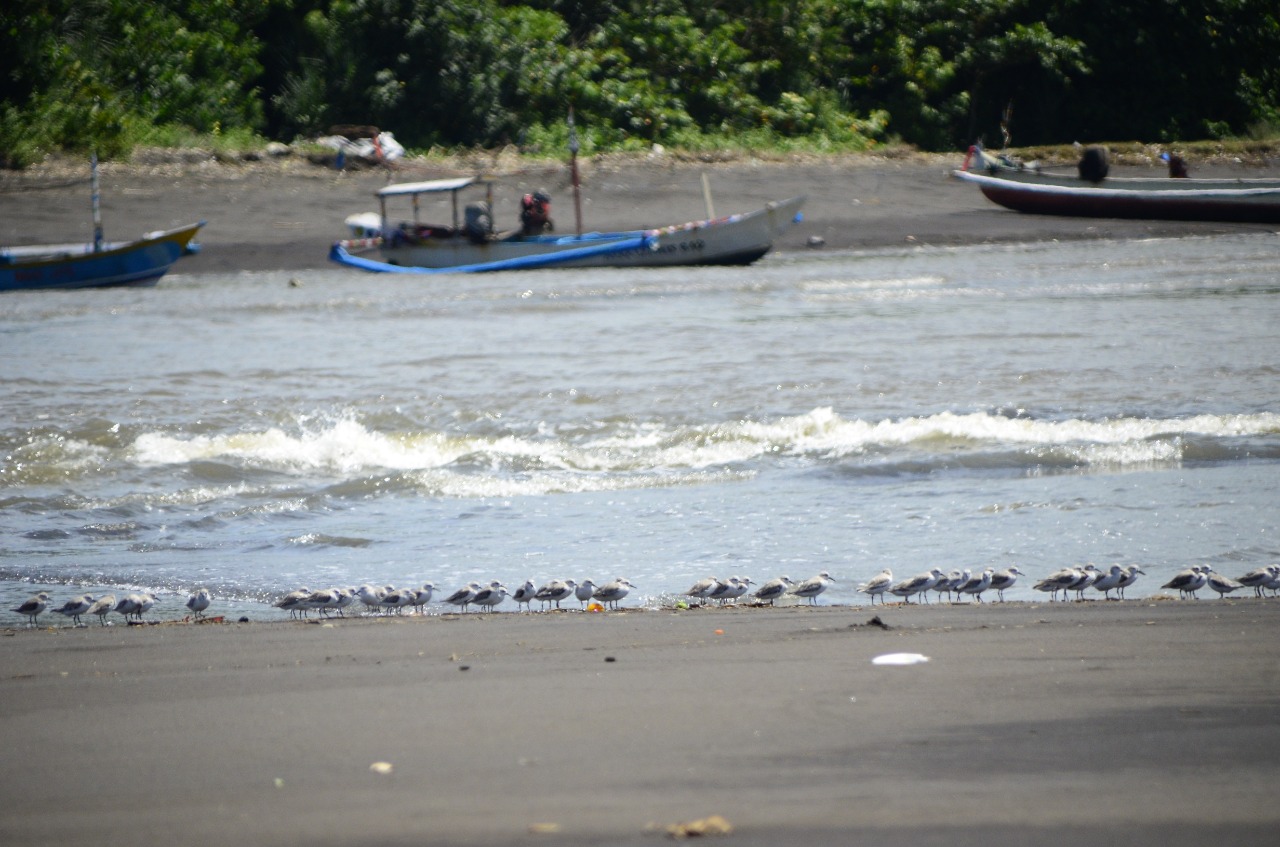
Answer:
top-left (3, 152), bottom-right (1278, 273)
top-left (3, 598), bottom-right (1279, 846)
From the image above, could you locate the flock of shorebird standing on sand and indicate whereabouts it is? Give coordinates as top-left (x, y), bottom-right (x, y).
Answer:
top-left (9, 563), bottom-right (1280, 629)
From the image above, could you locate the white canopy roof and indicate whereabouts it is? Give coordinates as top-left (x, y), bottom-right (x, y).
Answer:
top-left (376, 177), bottom-right (487, 197)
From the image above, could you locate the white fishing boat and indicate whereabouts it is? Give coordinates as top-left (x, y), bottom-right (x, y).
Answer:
top-left (330, 176), bottom-right (805, 273)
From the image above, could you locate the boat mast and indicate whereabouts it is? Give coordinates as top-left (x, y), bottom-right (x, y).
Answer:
top-left (568, 107), bottom-right (583, 236)
top-left (91, 152), bottom-right (104, 252)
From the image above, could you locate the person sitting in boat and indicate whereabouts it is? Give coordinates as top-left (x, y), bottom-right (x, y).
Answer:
top-left (520, 191), bottom-right (554, 235)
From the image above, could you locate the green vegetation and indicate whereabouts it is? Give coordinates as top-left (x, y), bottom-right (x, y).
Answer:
top-left (3, 1), bottom-right (1278, 167)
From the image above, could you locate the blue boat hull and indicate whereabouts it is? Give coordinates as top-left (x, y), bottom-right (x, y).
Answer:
top-left (0, 223), bottom-right (204, 291)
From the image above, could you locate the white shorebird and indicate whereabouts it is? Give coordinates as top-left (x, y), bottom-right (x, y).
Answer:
top-left (574, 579), bottom-right (598, 609)
top-left (988, 567), bottom-right (1025, 602)
top-left (1264, 566), bottom-right (1280, 596)
top-left (274, 587), bottom-right (312, 619)
top-left (357, 584), bottom-right (385, 614)
top-left (857, 569), bottom-right (893, 605)
top-left (1034, 568), bottom-right (1081, 602)
top-left (186, 588), bottom-right (212, 619)
top-left (935, 568), bottom-right (968, 603)
top-left (1065, 565), bottom-right (1100, 600)
top-left (790, 571), bottom-right (835, 605)
top-left (753, 576), bottom-right (793, 605)
top-left (409, 584), bottom-right (434, 614)
top-left (53, 594), bottom-right (95, 626)
top-left (470, 583), bottom-right (509, 612)
top-left (534, 579), bottom-right (577, 610)
top-left (306, 588), bottom-right (345, 617)
top-left (384, 587), bottom-right (419, 615)
top-left (1116, 565), bottom-right (1145, 599)
top-left (1163, 566), bottom-right (1208, 599)
top-left (511, 579), bottom-right (537, 611)
top-left (719, 576), bottom-right (753, 604)
top-left (592, 578), bottom-right (635, 610)
top-left (955, 568), bottom-right (994, 603)
top-left (444, 582), bottom-right (484, 612)
top-left (1237, 565), bottom-right (1278, 598)
top-left (890, 568), bottom-right (945, 604)
top-left (1205, 569), bottom-right (1244, 599)
top-left (87, 594), bottom-right (115, 626)
top-left (11, 591), bottom-right (51, 626)
top-left (114, 593), bottom-right (146, 622)
top-left (1090, 565), bottom-right (1127, 600)
top-left (684, 577), bottom-right (721, 606)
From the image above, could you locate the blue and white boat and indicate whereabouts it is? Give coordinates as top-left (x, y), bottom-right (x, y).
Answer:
top-left (331, 176), bottom-right (805, 274)
top-left (1, 156), bottom-right (203, 291)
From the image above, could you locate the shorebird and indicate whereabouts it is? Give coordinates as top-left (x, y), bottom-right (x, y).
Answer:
top-left (304, 587), bottom-right (345, 617)
top-left (511, 579), bottom-right (537, 611)
top-left (1205, 569), bottom-right (1244, 599)
top-left (87, 594), bottom-right (115, 626)
top-left (890, 568), bottom-right (945, 604)
top-left (274, 587), bottom-right (312, 619)
top-left (1034, 568), bottom-right (1081, 602)
top-left (443, 582), bottom-right (484, 612)
top-left (955, 568), bottom-right (994, 603)
top-left (573, 579), bottom-right (598, 609)
top-left (1090, 565), bottom-right (1127, 600)
top-left (470, 583), bottom-right (509, 613)
top-left (719, 576), bottom-right (753, 604)
top-left (935, 568), bottom-right (968, 603)
top-left (1116, 565), bottom-right (1145, 599)
top-left (52, 594), bottom-right (95, 626)
top-left (1163, 566), bottom-right (1208, 599)
top-left (357, 584), bottom-right (385, 614)
top-left (10, 591), bottom-right (51, 626)
top-left (857, 569), bottom-right (893, 605)
top-left (753, 576), bottom-right (793, 605)
top-left (1237, 565), bottom-right (1278, 598)
top-left (114, 593), bottom-right (146, 621)
top-left (534, 579), bottom-right (577, 610)
top-left (988, 567), bottom-right (1025, 602)
top-left (186, 588), bottom-right (212, 619)
top-left (684, 577), bottom-right (721, 606)
top-left (1065, 565), bottom-right (1100, 600)
top-left (592, 578), bottom-right (635, 610)
top-left (790, 571), bottom-right (835, 605)
top-left (1264, 566), bottom-right (1280, 596)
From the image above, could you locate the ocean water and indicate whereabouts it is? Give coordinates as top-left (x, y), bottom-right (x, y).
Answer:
top-left (3, 233), bottom-right (1278, 622)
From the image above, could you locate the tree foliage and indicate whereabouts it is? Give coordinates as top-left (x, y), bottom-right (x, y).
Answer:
top-left (1, 0), bottom-right (1278, 165)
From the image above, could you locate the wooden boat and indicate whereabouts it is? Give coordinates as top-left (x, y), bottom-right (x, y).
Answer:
top-left (1, 223), bottom-right (205, 291)
top-left (330, 176), bottom-right (806, 273)
top-left (953, 149), bottom-right (1280, 223)
top-left (1, 156), bottom-right (203, 291)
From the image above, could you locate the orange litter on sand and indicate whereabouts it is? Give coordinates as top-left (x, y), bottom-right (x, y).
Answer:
top-left (587, 602), bottom-right (605, 612)
top-left (714, 629), bottom-right (724, 635)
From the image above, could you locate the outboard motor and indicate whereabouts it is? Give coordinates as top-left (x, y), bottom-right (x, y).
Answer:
top-left (464, 201), bottom-right (492, 243)
top-left (520, 190), bottom-right (554, 235)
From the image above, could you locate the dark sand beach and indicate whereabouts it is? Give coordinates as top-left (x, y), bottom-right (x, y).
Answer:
top-left (3, 150), bottom-right (1280, 845)
top-left (3, 599), bottom-right (1279, 846)
top-left (3, 149), bottom-right (1278, 272)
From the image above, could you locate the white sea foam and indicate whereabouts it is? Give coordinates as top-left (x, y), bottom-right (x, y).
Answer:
top-left (123, 408), bottom-right (1280, 481)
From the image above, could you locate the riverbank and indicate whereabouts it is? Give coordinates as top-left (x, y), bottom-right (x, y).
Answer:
top-left (3, 599), bottom-right (1278, 846)
top-left (3, 148), bottom-right (1279, 273)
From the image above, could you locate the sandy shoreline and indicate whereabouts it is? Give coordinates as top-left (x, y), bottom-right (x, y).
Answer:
top-left (3, 152), bottom-right (1279, 273)
top-left (3, 598), bottom-right (1279, 846)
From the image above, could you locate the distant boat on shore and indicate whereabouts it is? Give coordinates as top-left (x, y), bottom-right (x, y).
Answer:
top-left (330, 176), bottom-right (805, 274)
top-left (1, 156), bottom-right (203, 291)
top-left (954, 145), bottom-right (1280, 223)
